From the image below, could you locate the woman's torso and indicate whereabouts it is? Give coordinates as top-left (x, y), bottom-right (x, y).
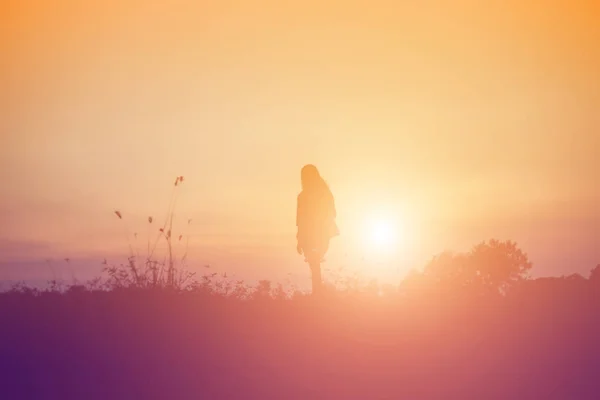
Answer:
top-left (297, 189), bottom-right (337, 239)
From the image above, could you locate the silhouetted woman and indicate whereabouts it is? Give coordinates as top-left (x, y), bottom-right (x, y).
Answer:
top-left (296, 164), bottom-right (339, 295)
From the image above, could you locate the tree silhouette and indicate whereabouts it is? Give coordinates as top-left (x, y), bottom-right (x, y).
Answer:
top-left (589, 264), bottom-right (600, 286)
top-left (401, 239), bottom-right (532, 298)
top-left (468, 239), bottom-right (532, 295)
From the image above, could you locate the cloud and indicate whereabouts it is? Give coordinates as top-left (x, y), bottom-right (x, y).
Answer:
top-left (0, 239), bottom-right (56, 262)
top-left (0, 257), bottom-right (107, 284)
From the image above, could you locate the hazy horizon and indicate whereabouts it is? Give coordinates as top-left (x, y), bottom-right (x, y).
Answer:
top-left (2, 0), bottom-right (599, 285)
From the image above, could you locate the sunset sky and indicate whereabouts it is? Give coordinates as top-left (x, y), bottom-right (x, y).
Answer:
top-left (1, 0), bottom-right (599, 286)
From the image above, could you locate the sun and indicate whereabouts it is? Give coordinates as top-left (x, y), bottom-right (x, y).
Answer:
top-left (364, 214), bottom-right (401, 253)
top-left (370, 219), bottom-right (396, 247)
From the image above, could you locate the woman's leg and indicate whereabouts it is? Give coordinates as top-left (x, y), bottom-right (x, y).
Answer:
top-left (310, 237), bottom-right (330, 295)
top-left (309, 260), bottom-right (322, 295)
top-left (319, 238), bottom-right (330, 261)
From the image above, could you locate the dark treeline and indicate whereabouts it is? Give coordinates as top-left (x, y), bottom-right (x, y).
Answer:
top-left (2, 239), bottom-right (600, 400)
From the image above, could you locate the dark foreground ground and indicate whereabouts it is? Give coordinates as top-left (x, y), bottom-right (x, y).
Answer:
top-left (2, 287), bottom-right (600, 400)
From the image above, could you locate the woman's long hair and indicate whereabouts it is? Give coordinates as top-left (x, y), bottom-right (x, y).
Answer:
top-left (300, 164), bottom-right (338, 237)
top-left (300, 164), bottom-right (333, 201)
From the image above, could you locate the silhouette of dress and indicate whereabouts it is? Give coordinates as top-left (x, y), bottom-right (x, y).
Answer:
top-left (296, 186), bottom-right (339, 294)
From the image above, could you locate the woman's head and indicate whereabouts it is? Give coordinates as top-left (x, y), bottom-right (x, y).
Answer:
top-left (301, 164), bottom-right (326, 191)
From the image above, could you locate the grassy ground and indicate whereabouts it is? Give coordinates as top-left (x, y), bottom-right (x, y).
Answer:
top-left (2, 281), bottom-right (600, 400)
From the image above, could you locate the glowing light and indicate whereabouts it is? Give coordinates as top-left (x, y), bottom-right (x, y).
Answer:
top-left (364, 213), bottom-right (401, 254)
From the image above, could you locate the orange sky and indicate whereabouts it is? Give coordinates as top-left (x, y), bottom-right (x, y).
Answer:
top-left (1, 0), bottom-right (599, 285)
